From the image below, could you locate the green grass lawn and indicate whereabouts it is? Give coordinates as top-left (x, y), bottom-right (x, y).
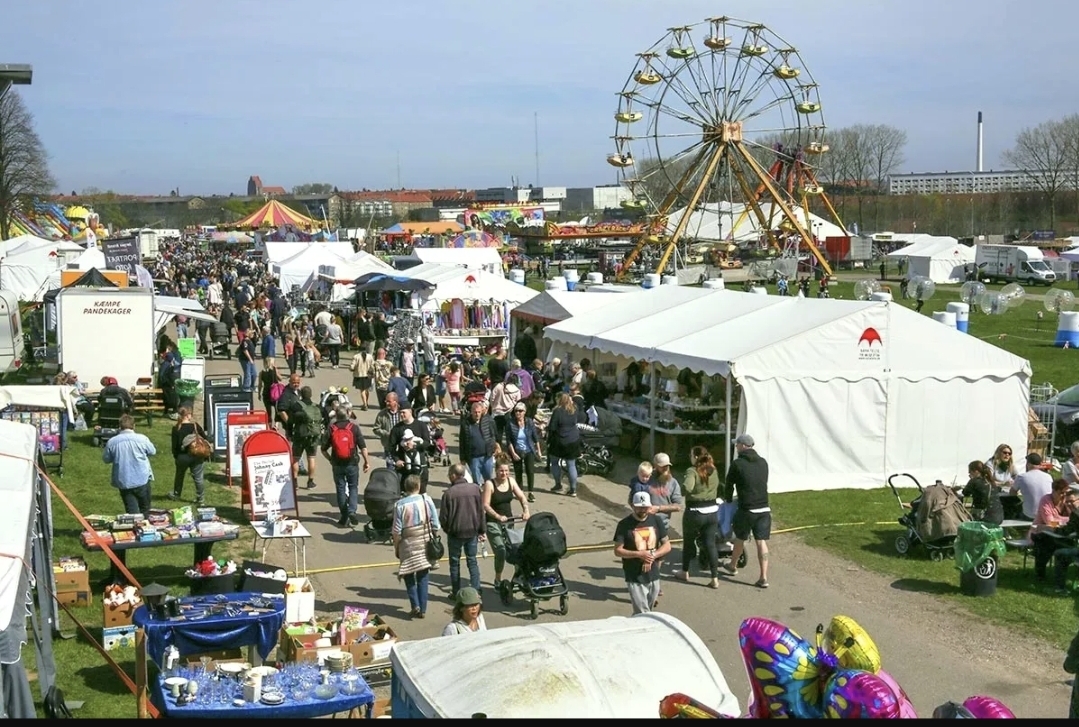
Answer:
top-left (771, 486), bottom-right (1079, 649)
top-left (25, 422), bottom-right (250, 718)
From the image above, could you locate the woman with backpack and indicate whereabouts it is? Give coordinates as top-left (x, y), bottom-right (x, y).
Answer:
top-left (259, 357), bottom-right (282, 423)
top-left (169, 407), bottom-right (209, 505)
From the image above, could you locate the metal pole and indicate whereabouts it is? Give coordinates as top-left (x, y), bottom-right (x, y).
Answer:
top-left (649, 362), bottom-right (657, 457)
top-left (724, 373), bottom-right (732, 473)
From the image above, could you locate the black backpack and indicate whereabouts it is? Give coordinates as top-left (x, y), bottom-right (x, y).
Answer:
top-left (521, 512), bottom-right (567, 565)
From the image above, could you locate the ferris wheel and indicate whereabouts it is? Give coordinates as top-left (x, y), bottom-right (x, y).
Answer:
top-left (608, 17), bottom-right (847, 278)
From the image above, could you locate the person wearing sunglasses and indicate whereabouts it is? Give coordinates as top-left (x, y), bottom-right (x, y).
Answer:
top-left (986, 444), bottom-right (1018, 489)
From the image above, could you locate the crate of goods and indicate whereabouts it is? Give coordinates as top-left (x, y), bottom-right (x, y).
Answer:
top-left (103, 625), bottom-right (137, 651)
top-left (53, 557), bottom-right (91, 608)
top-left (187, 559), bottom-right (237, 596)
top-left (1027, 408), bottom-right (1049, 457)
top-left (102, 585), bottom-right (142, 627)
top-left (240, 560), bottom-right (289, 595)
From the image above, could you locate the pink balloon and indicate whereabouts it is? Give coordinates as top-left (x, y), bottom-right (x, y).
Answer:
top-left (822, 669), bottom-right (901, 719)
top-left (875, 669), bottom-right (919, 719)
top-left (962, 695), bottom-right (1016, 719)
top-left (738, 617), bottom-right (828, 719)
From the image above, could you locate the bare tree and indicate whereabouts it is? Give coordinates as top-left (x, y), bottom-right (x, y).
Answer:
top-left (291, 182), bottom-right (334, 196)
top-left (0, 90), bottom-right (55, 238)
top-left (1058, 114), bottom-right (1079, 223)
top-left (1004, 118), bottom-right (1071, 230)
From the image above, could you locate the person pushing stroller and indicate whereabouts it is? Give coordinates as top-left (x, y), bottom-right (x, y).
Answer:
top-left (393, 429), bottom-right (430, 495)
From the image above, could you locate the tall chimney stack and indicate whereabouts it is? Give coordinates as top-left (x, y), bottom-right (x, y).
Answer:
top-left (977, 111), bottom-right (984, 173)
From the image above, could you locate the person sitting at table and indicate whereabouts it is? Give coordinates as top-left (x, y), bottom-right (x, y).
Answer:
top-left (1030, 478), bottom-right (1074, 581)
top-left (986, 443), bottom-right (1018, 489)
top-left (1063, 441), bottom-right (1079, 486)
top-left (961, 460), bottom-right (1003, 525)
top-left (1052, 489), bottom-right (1079, 593)
top-left (1010, 452), bottom-right (1054, 521)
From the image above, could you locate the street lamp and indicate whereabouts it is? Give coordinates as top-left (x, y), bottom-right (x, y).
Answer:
top-left (0, 63), bottom-right (32, 102)
top-left (970, 171), bottom-right (976, 238)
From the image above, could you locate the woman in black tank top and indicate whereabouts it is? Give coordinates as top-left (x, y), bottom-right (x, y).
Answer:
top-left (482, 459), bottom-right (532, 586)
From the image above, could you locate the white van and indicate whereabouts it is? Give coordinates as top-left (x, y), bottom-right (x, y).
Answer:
top-left (0, 290), bottom-right (25, 374)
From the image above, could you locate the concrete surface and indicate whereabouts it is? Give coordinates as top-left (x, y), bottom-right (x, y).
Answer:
top-left (202, 354), bottom-right (1070, 718)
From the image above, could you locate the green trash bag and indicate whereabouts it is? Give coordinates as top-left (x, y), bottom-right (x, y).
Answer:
top-left (174, 379), bottom-right (202, 399)
top-left (954, 521), bottom-right (1007, 573)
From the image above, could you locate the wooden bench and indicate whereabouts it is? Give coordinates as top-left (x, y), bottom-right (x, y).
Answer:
top-left (131, 388), bottom-right (167, 426)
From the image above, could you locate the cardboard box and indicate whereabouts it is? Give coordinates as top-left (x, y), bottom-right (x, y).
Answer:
top-left (102, 625), bottom-right (136, 651)
top-left (54, 568), bottom-right (91, 608)
top-left (285, 577), bottom-right (315, 623)
top-left (371, 698), bottom-right (391, 718)
top-left (103, 590), bottom-right (139, 627)
top-left (286, 625), bottom-right (398, 666)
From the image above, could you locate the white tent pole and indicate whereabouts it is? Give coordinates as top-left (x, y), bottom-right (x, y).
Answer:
top-left (649, 362), bottom-right (657, 457)
top-left (724, 375), bottom-right (732, 473)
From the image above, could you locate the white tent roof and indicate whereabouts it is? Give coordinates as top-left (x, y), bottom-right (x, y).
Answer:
top-left (70, 247), bottom-right (107, 271)
top-left (408, 247), bottom-right (504, 276)
top-left (271, 244), bottom-right (355, 291)
top-left (511, 288), bottom-right (639, 325)
top-left (262, 241), bottom-right (355, 264)
top-left (400, 264), bottom-right (539, 306)
top-left (0, 419), bottom-right (40, 634)
top-left (1059, 246), bottom-right (1079, 263)
top-left (886, 235), bottom-right (959, 258)
top-left (304, 252), bottom-right (394, 300)
top-left (0, 234), bottom-right (81, 258)
top-left (666, 201), bottom-right (847, 243)
top-left (905, 242), bottom-right (975, 284)
top-left (544, 288), bottom-right (1030, 492)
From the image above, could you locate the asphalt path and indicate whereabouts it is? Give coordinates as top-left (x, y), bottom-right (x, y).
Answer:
top-left (204, 355), bottom-right (1070, 718)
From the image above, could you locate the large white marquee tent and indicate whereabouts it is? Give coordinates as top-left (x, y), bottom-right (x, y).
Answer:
top-left (904, 241), bottom-right (975, 284)
top-left (885, 235), bottom-right (959, 259)
top-left (666, 202), bottom-right (847, 243)
top-left (543, 286), bottom-right (1030, 492)
top-left (407, 247), bottom-right (505, 277)
top-left (301, 251), bottom-right (394, 301)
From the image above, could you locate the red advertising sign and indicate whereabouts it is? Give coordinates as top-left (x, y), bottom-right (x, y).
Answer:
top-left (225, 410), bottom-right (269, 488)
top-left (241, 429), bottom-right (298, 519)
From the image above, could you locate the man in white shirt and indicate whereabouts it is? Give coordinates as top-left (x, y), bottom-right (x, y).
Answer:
top-left (314, 308), bottom-right (334, 330)
top-left (1010, 452), bottom-right (1054, 520)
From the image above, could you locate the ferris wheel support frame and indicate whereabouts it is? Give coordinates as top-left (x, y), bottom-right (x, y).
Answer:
top-left (655, 140), bottom-right (728, 275)
top-left (728, 151), bottom-right (784, 252)
top-left (734, 143), bottom-right (832, 275)
top-left (618, 143), bottom-right (712, 275)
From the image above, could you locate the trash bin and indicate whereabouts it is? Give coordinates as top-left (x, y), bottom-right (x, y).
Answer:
top-left (174, 379), bottom-right (202, 412)
top-left (954, 521), bottom-right (1007, 597)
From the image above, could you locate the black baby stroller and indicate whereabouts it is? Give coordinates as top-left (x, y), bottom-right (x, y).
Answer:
top-left (887, 473), bottom-right (972, 561)
top-left (497, 512), bottom-right (570, 620)
top-left (362, 468), bottom-right (401, 543)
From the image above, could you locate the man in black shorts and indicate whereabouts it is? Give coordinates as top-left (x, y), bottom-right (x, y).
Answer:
top-left (288, 386), bottom-right (323, 489)
top-left (721, 434), bottom-right (771, 588)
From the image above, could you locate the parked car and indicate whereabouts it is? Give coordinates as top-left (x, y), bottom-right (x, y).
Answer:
top-left (1031, 383), bottom-right (1079, 455)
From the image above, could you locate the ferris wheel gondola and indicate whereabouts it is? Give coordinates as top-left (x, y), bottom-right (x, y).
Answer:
top-left (608, 16), bottom-right (849, 280)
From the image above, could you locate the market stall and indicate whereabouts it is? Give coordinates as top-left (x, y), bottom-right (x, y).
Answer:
top-left (0, 419), bottom-right (59, 718)
top-left (395, 263), bottom-right (539, 349)
top-left (300, 252), bottom-right (393, 302)
top-left (544, 286), bottom-right (1030, 491)
top-left (267, 243), bottom-right (355, 293)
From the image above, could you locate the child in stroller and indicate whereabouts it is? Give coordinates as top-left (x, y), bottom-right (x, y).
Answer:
top-left (497, 512), bottom-right (570, 620)
top-left (320, 387), bottom-right (354, 424)
top-left (416, 410), bottom-right (450, 465)
top-left (362, 468), bottom-right (401, 543)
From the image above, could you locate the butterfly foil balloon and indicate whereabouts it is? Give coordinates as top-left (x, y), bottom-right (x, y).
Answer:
top-left (739, 617), bottom-right (838, 719)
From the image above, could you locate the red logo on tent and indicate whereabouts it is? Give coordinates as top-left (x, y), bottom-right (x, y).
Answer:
top-left (464, 274), bottom-right (477, 284)
top-left (858, 328), bottom-right (882, 346)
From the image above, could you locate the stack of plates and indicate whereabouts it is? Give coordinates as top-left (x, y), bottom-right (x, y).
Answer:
top-left (260, 690), bottom-right (285, 706)
top-left (324, 651), bottom-right (353, 672)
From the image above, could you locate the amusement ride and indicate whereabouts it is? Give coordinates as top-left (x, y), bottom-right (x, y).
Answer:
top-left (608, 17), bottom-right (848, 281)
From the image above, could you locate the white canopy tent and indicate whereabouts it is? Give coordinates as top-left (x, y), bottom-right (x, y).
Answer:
top-left (301, 251), bottom-right (394, 301)
top-left (1059, 246), bottom-right (1079, 263)
top-left (0, 242), bottom-right (77, 301)
top-left (666, 201), bottom-right (847, 242)
top-left (906, 242), bottom-right (975, 283)
top-left (510, 288), bottom-right (640, 359)
top-left (29, 247), bottom-right (112, 302)
top-left (153, 295), bottom-right (216, 333)
top-left (269, 244), bottom-right (354, 292)
top-left (886, 235), bottom-right (959, 259)
top-left (544, 287), bottom-right (1030, 492)
top-left (262, 241), bottom-right (354, 265)
top-left (0, 234), bottom-right (81, 258)
top-left (0, 408), bottom-right (61, 717)
top-left (400, 264), bottom-right (539, 310)
top-left (407, 247), bottom-right (504, 277)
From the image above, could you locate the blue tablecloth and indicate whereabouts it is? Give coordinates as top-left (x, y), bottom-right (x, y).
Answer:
top-left (152, 677), bottom-right (375, 719)
top-left (133, 592), bottom-right (285, 666)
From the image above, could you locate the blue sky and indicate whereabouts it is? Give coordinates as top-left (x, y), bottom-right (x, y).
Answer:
top-left (3, 0), bottom-right (1072, 196)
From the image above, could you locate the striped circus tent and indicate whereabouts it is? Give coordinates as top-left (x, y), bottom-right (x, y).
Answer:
top-left (230, 200), bottom-right (318, 230)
